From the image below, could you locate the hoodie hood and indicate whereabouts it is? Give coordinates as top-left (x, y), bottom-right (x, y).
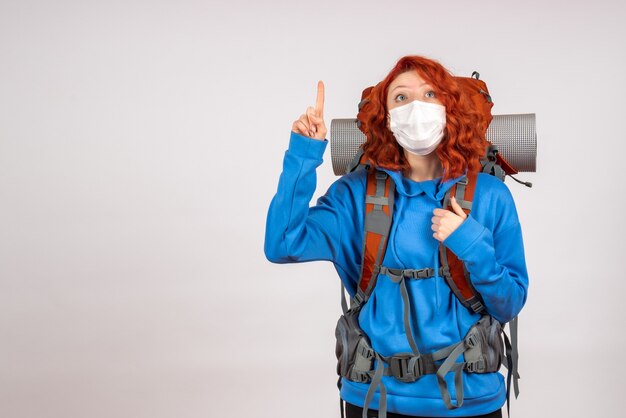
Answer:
top-left (381, 168), bottom-right (466, 201)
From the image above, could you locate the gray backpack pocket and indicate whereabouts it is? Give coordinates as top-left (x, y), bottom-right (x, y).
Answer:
top-left (335, 307), bottom-right (374, 383)
top-left (464, 315), bottom-right (504, 373)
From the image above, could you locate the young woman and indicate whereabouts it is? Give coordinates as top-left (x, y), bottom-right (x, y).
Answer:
top-left (265, 55), bottom-right (529, 418)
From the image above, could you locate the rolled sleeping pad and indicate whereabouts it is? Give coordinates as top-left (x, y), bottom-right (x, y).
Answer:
top-left (329, 113), bottom-right (537, 176)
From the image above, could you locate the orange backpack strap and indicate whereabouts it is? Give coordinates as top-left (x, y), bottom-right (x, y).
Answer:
top-left (439, 171), bottom-right (486, 314)
top-left (353, 168), bottom-right (395, 306)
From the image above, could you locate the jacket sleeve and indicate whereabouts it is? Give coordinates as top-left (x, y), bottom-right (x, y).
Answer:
top-left (264, 131), bottom-right (361, 272)
top-left (442, 190), bottom-right (529, 324)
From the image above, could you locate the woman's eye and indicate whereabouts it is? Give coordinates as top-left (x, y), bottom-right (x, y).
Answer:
top-left (425, 90), bottom-right (436, 99)
top-left (395, 94), bottom-right (407, 102)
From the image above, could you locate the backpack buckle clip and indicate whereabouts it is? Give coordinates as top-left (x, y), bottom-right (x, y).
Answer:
top-left (466, 359), bottom-right (486, 373)
top-left (470, 300), bottom-right (485, 313)
top-left (375, 171), bottom-right (388, 181)
top-left (465, 333), bottom-right (478, 348)
top-left (407, 268), bottom-right (434, 279)
top-left (440, 265), bottom-right (451, 277)
top-left (389, 355), bottom-right (423, 383)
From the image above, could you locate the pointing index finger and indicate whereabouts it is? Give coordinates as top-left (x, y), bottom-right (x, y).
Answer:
top-left (315, 80), bottom-right (324, 117)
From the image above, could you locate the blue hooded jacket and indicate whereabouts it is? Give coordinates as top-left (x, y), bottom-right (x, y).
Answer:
top-left (265, 132), bottom-right (529, 417)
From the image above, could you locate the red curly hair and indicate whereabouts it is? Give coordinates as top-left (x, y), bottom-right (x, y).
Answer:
top-left (357, 56), bottom-right (487, 182)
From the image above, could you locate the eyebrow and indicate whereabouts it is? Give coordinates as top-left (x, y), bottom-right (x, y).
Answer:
top-left (390, 82), bottom-right (429, 93)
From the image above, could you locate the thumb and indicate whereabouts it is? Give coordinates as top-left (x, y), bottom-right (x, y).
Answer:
top-left (450, 196), bottom-right (467, 219)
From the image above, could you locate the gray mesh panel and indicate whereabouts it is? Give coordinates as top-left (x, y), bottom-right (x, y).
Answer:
top-left (329, 114), bottom-right (537, 176)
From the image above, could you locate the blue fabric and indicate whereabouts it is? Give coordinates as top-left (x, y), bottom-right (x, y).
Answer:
top-left (265, 132), bottom-right (529, 417)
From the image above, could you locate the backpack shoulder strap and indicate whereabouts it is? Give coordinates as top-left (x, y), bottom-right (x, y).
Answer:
top-left (353, 168), bottom-right (395, 307)
top-left (440, 171), bottom-right (486, 314)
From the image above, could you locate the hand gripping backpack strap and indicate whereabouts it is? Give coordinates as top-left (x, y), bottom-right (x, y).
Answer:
top-left (441, 172), bottom-right (523, 413)
top-left (439, 171), bottom-right (486, 314)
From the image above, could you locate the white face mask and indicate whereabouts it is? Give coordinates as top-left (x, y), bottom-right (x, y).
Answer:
top-left (388, 99), bottom-right (446, 156)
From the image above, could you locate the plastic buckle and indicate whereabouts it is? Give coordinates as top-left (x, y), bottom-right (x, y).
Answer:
top-left (470, 301), bottom-right (485, 313)
top-left (373, 264), bottom-right (381, 275)
top-left (419, 268), bottom-right (434, 278)
top-left (441, 266), bottom-right (451, 277)
top-left (375, 171), bottom-right (388, 180)
top-left (407, 268), bottom-right (433, 279)
top-left (466, 334), bottom-right (478, 348)
top-left (358, 343), bottom-right (374, 360)
top-left (486, 144), bottom-right (499, 161)
top-left (352, 292), bottom-right (364, 307)
top-left (389, 355), bottom-right (422, 383)
top-left (350, 369), bottom-right (372, 383)
top-left (466, 359), bottom-right (485, 373)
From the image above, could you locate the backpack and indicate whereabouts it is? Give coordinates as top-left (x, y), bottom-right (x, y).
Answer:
top-left (334, 73), bottom-right (525, 418)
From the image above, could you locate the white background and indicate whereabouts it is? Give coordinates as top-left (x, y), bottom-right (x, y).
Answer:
top-left (1, 0), bottom-right (625, 417)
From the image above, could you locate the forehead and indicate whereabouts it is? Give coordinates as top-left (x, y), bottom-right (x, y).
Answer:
top-left (389, 70), bottom-right (429, 90)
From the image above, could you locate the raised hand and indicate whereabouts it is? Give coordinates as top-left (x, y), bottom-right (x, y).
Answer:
top-left (291, 80), bottom-right (327, 141)
top-left (431, 196), bottom-right (468, 242)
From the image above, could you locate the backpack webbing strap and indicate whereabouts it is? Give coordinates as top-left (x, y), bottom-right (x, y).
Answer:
top-left (440, 172), bottom-right (486, 314)
top-left (379, 266), bottom-right (447, 280)
top-left (440, 248), bottom-right (485, 313)
top-left (340, 283), bottom-right (349, 314)
top-left (510, 316), bottom-right (520, 398)
top-left (442, 175), bottom-right (473, 211)
top-left (346, 147), bottom-right (369, 174)
top-left (354, 169), bottom-right (395, 306)
top-left (436, 345), bottom-right (469, 409)
top-left (481, 159), bottom-right (506, 182)
top-left (502, 316), bottom-right (521, 417)
top-left (362, 354), bottom-right (387, 418)
top-left (383, 269), bottom-right (426, 356)
top-left (503, 330), bottom-right (513, 417)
